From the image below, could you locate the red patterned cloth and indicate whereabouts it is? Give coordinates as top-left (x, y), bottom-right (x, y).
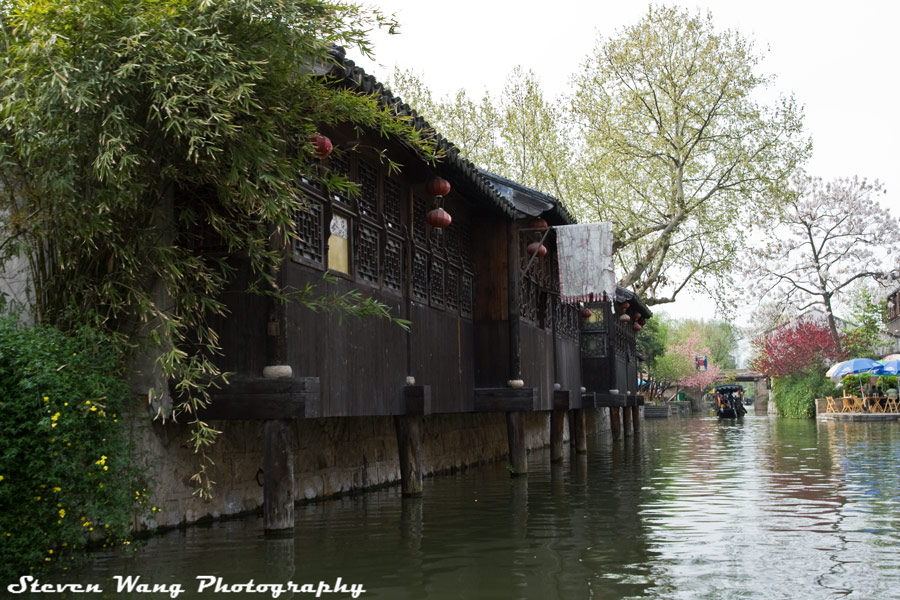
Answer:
top-left (555, 222), bottom-right (616, 304)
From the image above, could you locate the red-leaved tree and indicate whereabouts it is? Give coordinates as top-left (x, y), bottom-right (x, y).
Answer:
top-left (750, 320), bottom-right (843, 378)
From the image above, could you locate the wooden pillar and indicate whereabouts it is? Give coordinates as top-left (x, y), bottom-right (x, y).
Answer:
top-left (550, 409), bottom-right (566, 462)
top-left (507, 221), bottom-right (522, 383)
top-left (394, 415), bottom-right (424, 496)
top-left (622, 403), bottom-right (633, 437)
top-left (631, 405), bottom-right (641, 434)
top-left (263, 419), bottom-right (295, 532)
top-left (610, 407), bottom-right (621, 440)
top-left (507, 411), bottom-right (527, 476)
top-left (571, 408), bottom-right (587, 454)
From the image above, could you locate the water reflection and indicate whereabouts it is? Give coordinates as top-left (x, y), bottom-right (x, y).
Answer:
top-left (31, 416), bottom-right (900, 599)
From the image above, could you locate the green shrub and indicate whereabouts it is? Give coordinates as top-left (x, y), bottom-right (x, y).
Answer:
top-left (772, 369), bottom-right (836, 418)
top-left (842, 373), bottom-right (898, 395)
top-left (0, 317), bottom-right (148, 581)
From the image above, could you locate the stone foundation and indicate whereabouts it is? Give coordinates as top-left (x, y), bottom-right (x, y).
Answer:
top-left (132, 408), bottom-right (611, 530)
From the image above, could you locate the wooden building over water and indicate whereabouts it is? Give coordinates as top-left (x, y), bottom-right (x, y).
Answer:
top-left (172, 51), bottom-right (651, 530)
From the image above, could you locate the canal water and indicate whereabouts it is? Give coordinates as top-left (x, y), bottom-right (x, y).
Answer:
top-left (25, 414), bottom-right (900, 599)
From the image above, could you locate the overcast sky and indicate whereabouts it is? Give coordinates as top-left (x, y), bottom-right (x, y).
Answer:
top-left (348, 0), bottom-right (900, 322)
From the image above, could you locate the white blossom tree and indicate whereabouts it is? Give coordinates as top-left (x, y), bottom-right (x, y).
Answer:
top-left (744, 175), bottom-right (899, 353)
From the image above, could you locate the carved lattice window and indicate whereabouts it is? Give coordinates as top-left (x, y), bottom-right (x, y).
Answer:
top-left (446, 266), bottom-right (459, 311)
top-left (293, 199), bottom-right (324, 266)
top-left (329, 152), bottom-right (351, 203)
top-left (519, 278), bottom-right (540, 324)
top-left (384, 235), bottom-right (403, 293)
top-left (412, 193), bottom-right (428, 246)
top-left (411, 250), bottom-right (429, 302)
top-left (357, 159), bottom-right (378, 218)
top-left (461, 272), bottom-right (474, 317)
top-left (430, 257), bottom-right (445, 308)
top-left (383, 176), bottom-right (402, 228)
top-left (356, 221), bottom-right (380, 284)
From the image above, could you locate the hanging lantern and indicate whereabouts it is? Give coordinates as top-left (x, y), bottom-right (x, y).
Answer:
top-left (633, 323), bottom-right (643, 332)
top-left (309, 134), bottom-right (333, 158)
top-left (426, 207), bottom-right (452, 229)
top-left (530, 217), bottom-right (549, 231)
top-left (426, 176), bottom-right (451, 198)
top-left (526, 241), bottom-right (548, 258)
top-left (581, 307), bottom-right (593, 319)
top-left (618, 313), bottom-right (631, 323)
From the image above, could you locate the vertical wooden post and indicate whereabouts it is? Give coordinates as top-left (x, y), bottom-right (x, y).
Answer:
top-left (263, 419), bottom-right (295, 533)
top-left (610, 407), bottom-right (621, 440)
top-left (507, 411), bottom-right (527, 476)
top-left (631, 405), bottom-right (641, 434)
top-left (572, 408), bottom-right (587, 454)
top-left (394, 415), bottom-right (424, 496)
top-left (622, 403), bottom-right (633, 437)
top-left (507, 221), bottom-right (522, 383)
top-left (550, 409), bottom-right (566, 462)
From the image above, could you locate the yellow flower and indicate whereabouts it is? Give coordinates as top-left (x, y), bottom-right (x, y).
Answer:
top-left (58, 509), bottom-right (65, 518)
top-left (102, 466), bottom-right (108, 471)
top-left (90, 406), bottom-right (97, 412)
top-left (51, 412), bottom-right (60, 422)
top-left (53, 487), bottom-right (61, 493)
top-left (0, 475), bottom-right (4, 482)
top-left (43, 396), bottom-right (49, 402)
top-left (51, 423), bottom-right (57, 428)
top-left (47, 549), bottom-right (53, 554)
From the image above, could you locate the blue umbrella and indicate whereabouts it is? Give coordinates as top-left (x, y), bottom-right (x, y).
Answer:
top-left (831, 358), bottom-right (881, 398)
top-left (831, 358), bottom-right (881, 377)
top-left (875, 360), bottom-right (900, 375)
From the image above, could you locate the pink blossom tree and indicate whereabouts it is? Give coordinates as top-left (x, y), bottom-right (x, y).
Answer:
top-left (743, 175), bottom-right (899, 354)
top-left (671, 332), bottom-right (722, 396)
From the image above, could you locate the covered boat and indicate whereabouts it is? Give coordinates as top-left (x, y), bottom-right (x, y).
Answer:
top-left (714, 384), bottom-right (747, 419)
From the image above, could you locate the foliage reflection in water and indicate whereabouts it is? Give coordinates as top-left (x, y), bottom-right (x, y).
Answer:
top-left (29, 415), bottom-right (900, 599)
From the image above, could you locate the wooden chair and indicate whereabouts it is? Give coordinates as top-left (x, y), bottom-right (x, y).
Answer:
top-left (850, 396), bottom-right (866, 412)
top-left (868, 397), bottom-right (885, 413)
top-left (841, 396), bottom-right (854, 413)
top-left (885, 391), bottom-right (899, 413)
top-left (825, 396), bottom-right (838, 413)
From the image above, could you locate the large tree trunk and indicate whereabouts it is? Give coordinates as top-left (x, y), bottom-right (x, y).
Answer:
top-left (822, 292), bottom-right (844, 356)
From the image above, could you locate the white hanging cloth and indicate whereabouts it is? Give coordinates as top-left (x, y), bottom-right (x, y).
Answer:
top-left (555, 222), bottom-right (616, 304)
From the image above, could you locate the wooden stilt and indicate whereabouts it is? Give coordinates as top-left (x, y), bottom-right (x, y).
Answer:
top-left (550, 409), bottom-right (566, 462)
top-left (572, 408), bottom-right (587, 454)
top-left (631, 405), bottom-right (641, 434)
top-left (263, 419), bottom-right (295, 533)
top-left (394, 415), bottom-right (424, 496)
top-left (507, 411), bottom-right (527, 476)
top-left (623, 403), bottom-right (633, 437)
top-left (610, 407), bottom-right (621, 440)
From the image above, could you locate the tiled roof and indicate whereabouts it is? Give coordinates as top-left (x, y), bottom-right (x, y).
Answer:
top-left (328, 48), bottom-right (519, 219)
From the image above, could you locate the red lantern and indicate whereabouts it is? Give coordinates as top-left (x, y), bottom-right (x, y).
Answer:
top-left (633, 323), bottom-right (643, 332)
top-left (530, 217), bottom-right (549, 231)
top-left (526, 241), bottom-right (547, 258)
top-left (618, 313), bottom-right (631, 323)
top-left (581, 307), bottom-right (593, 319)
top-left (426, 207), bottom-right (452, 229)
top-left (426, 176), bottom-right (451, 198)
top-left (310, 134), bottom-right (333, 158)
